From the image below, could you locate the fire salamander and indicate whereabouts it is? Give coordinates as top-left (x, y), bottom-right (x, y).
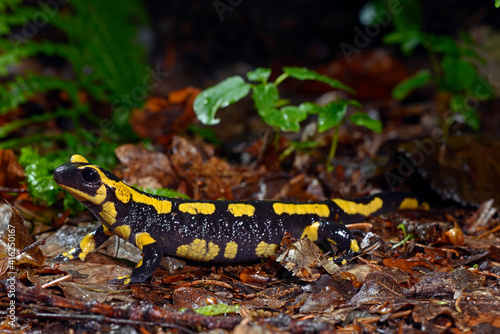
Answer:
top-left (53, 155), bottom-right (429, 284)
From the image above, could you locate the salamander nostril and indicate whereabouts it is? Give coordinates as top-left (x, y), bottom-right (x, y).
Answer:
top-left (53, 167), bottom-right (64, 183)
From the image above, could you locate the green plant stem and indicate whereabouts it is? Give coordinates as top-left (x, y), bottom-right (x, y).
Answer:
top-left (326, 126), bottom-right (340, 172)
top-left (273, 130), bottom-right (281, 151)
top-left (274, 73), bottom-right (289, 87)
top-left (421, 37), bottom-right (442, 78)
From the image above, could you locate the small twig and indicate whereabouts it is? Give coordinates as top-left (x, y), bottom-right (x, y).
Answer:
top-left (359, 309), bottom-right (412, 325)
top-left (346, 222), bottom-right (373, 230)
top-left (10, 280), bottom-right (241, 330)
top-left (0, 311), bottom-right (196, 334)
top-left (476, 223), bottom-right (500, 239)
top-left (19, 240), bottom-right (46, 254)
top-left (414, 243), bottom-right (460, 257)
top-left (41, 274), bottom-right (73, 288)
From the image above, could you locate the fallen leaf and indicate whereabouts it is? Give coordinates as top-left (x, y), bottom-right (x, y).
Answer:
top-left (0, 202), bottom-right (44, 275)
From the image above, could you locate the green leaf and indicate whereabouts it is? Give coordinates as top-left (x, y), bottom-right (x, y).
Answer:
top-left (469, 76), bottom-right (495, 101)
top-left (275, 98), bottom-right (291, 108)
top-left (440, 56), bottom-right (478, 93)
top-left (449, 95), bottom-right (480, 130)
top-left (252, 83), bottom-right (281, 129)
top-left (276, 105), bottom-right (309, 132)
top-left (252, 83), bottom-right (279, 113)
top-left (391, 0), bottom-right (423, 33)
top-left (279, 140), bottom-right (321, 160)
top-left (187, 124), bottom-right (221, 145)
top-left (317, 102), bottom-right (348, 133)
top-left (392, 69), bottom-right (432, 100)
top-left (496, 0), bottom-right (500, 8)
top-left (460, 48), bottom-right (484, 65)
top-left (183, 304), bottom-right (240, 316)
top-left (247, 67), bottom-right (271, 83)
top-left (194, 76), bottom-right (251, 125)
top-left (141, 187), bottom-right (190, 199)
top-left (383, 30), bottom-right (423, 55)
top-left (252, 83), bottom-right (308, 131)
top-left (18, 147), bottom-right (68, 206)
top-left (283, 67), bottom-right (355, 93)
top-left (427, 35), bottom-right (460, 56)
top-left (298, 102), bottom-right (322, 114)
top-left (349, 112), bottom-right (382, 133)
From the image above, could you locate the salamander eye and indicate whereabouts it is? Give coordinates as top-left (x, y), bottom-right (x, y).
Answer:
top-left (81, 168), bottom-right (99, 183)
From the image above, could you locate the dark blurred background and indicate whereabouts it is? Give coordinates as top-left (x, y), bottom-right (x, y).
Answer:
top-left (143, 0), bottom-right (500, 88)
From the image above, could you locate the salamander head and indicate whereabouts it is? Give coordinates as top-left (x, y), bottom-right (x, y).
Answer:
top-left (54, 155), bottom-right (124, 206)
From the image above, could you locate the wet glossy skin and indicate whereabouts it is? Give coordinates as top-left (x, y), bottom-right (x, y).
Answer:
top-left (54, 155), bottom-right (429, 284)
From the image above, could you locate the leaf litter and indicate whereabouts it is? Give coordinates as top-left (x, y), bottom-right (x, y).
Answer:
top-left (1, 100), bottom-right (500, 333)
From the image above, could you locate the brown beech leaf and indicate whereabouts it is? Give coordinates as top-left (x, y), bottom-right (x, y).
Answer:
top-left (172, 287), bottom-right (230, 310)
top-left (275, 234), bottom-right (328, 282)
top-left (348, 272), bottom-right (413, 311)
top-left (383, 254), bottom-right (442, 275)
top-left (405, 267), bottom-right (484, 298)
top-left (0, 203), bottom-right (44, 275)
top-left (130, 87), bottom-right (200, 144)
top-left (300, 285), bottom-right (344, 313)
top-left (115, 144), bottom-right (176, 189)
top-left (0, 149), bottom-right (25, 188)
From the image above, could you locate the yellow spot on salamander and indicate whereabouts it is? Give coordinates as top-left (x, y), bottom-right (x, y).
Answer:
top-left (114, 225), bottom-right (131, 240)
top-left (100, 202), bottom-right (117, 225)
top-left (78, 233), bottom-right (96, 261)
top-left (114, 184), bottom-right (131, 203)
top-left (153, 199), bottom-right (172, 214)
top-left (327, 238), bottom-right (337, 246)
top-left (332, 197), bottom-right (383, 216)
top-left (350, 239), bottom-right (360, 253)
top-left (179, 202), bottom-right (216, 215)
top-left (135, 232), bottom-right (156, 251)
top-left (228, 203), bottom-right (255, 217)
top-left (103, 225), bottom-right (114, 236)
top-left (255, 241), bottom-right (279, 257)
top-left (224, 241), bottom-right (238, 259)
top-left (135, 259), bottom-right (143, 268)
top-left (273, 203), bottom-right (330, 217)
top-left (70, 154), bottom-right (89, 163)
top-left (117, 275), bottom-right (131, 285)
top-left (398, 197), bottom-right (430, 211)
top-left (300, 222), bottom-right (320, 241)
top-left (128, 188), bottom-right (172, 214)
top-left (62, 249), bottom-right (75, 260)
top-left (59, 183), bottom-right (107, 205)
top-left (176, 239), bottom-right (220, 261)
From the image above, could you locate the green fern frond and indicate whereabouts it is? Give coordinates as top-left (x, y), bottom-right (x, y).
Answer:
top-left (49, 0), bottom-right (149, 104)
top-left (0, 0), bottom-right (149, 120)
top-left (0, 73), bottom-right (79, 114)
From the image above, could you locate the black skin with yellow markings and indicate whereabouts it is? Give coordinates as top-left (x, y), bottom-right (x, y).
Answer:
top-left (54, 155), bottom-right (429, 284)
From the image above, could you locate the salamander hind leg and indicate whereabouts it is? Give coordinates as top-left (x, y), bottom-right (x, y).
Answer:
top-left (318, 221), bottom-right (359, 264)
top-left (110, 233), bottom-right (163, 285)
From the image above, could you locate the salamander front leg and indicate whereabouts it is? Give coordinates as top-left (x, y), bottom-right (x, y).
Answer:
top-left (110, 241), bottom-right (163, 285)
top-left (54, 225), bottom-right (113, 262)
top-left (320, 221), bottom-right (359, 264)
